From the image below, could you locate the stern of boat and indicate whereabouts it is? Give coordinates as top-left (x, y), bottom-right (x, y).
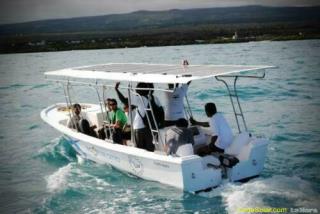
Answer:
top-left (226, 136), bottom-right (269, 182)
top-left (180, 156), bottom-right (222, 192)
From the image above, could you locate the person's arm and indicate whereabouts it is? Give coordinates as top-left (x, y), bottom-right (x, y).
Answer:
top-left (112, 121), bottom-right (121, 129)
top-left (189, 117), bottom-right (209, 127)
top-left (113, 110), bottom-right (127, 129)
top-left (115, 82), bottom-right (128, 105)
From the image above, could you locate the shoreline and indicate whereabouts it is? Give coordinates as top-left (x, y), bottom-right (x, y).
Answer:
top-left (1, 35), bottom-right (319, 54)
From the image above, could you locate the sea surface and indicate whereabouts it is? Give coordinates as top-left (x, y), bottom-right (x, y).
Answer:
top-left (0, 40), bottom-right (319, 213)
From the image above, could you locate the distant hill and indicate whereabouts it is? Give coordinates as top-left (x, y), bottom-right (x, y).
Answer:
top-left (1, 6), bottom-right (320, 36)
top-left (1, 6), bottom-right (320, 53)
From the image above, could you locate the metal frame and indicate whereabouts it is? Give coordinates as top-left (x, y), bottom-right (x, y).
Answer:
top-left (46, 77), bottom-right (174, 93)
top-left (184, 94), bottom-right (193, 118)
top-left (127, 82), bottom-right (136, 147)
top-left (215, 71), bottom-right (266, 133)
top-left (62, 81), bottom-right (79, 131)
top-left (94, 83), bottom-right (113, 139)
top-left (53, 78), bottom-right (173, 147)
top-left (52, 69), bottom-right (266, 146)
top-left (101, 86), bottom-right (113, 138)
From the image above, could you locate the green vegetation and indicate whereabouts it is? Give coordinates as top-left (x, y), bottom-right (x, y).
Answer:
top-left (0, 6), bottom-right (319, 53)
top-left (1, 23), bottom-right (318, 54)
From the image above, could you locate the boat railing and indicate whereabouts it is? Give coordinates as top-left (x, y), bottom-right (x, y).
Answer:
top-left (47, 77), bottom-right (172, 149)
top-left (62, 81), bottom-right (79, 131)
top-left (215, 70), bottom-right (266, 133)
top-left (45, 77), bottom-right (174, 93)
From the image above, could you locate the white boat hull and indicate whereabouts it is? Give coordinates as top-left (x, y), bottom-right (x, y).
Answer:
top-left (41, 103), bottom-right (268, 192)
top-left (63, 134), bottom-right (222, 192)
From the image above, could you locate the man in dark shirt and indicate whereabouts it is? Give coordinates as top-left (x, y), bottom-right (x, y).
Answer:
top-left (165, 118), bottom-right (194, 156)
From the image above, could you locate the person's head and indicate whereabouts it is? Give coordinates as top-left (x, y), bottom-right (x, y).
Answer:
top-left (136, 82), bottom-right (149, 96)
top-left (176, 118), bottom-right (189, 128)
top-left (105, 98), bottom-right (112, 111)
top-left (205, 102), bottom-right (217, 117)
top-left (73, 103), bottom-right (81, 115)
top-left (108, 99), bottom-right (118, 111)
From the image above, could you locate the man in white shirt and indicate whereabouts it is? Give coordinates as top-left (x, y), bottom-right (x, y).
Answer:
top-left (163, 82), bottom-right (191, 126)
top-left (67, 103), bottom-right (82, 130)
top-left (67, 103), bottom-right (97, 137)
top-left (190, 102), bottom-right (233, 155)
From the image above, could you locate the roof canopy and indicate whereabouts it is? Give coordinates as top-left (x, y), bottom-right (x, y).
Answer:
top-left (45, 63), bottom-right (275, 84)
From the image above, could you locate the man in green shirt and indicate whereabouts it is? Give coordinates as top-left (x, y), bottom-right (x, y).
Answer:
top-left (107, 99), bottom-right (127, 144)
top-left (108, 99), bottom-right (127, 129)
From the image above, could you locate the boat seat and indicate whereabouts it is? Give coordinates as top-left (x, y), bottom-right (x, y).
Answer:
top-left (193, 126), bottom-right (211, 151)
top-left (225, 132), bottom-right (251, 158)
top-left (85, 111), bottom-right (104, 129)
top-left (59, 119), bottom-right (68, 126)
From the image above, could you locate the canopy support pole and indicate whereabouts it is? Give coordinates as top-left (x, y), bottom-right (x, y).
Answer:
top-left (184, 94), bottom-right (193, 119)
top-left (94, 82), bottom-right (113, 140)
top-left (102, 86), bottom-right (113, 140)
top-left (127, 83), bottom-right (136, 147)
top-left (215, 71), bottom-right (266, 133)
top-left (62, 81), bottom-right (78, 131)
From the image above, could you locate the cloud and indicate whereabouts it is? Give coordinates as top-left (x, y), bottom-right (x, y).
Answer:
top-left (0, 0), bottom-right (319, 24)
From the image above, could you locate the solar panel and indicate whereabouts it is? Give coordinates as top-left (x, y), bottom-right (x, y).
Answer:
top-left (45, 63), bottom-right (275, 84)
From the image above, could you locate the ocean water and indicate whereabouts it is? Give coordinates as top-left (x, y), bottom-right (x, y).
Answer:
top-left (0, 40), bottom-right (319, 213)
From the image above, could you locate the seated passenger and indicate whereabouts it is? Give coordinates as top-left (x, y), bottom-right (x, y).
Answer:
top-left (67, 103), bottom-right (97, 129)
top-left (106, 99), bottom-right (127, 144)
top-left (67, 103), bottom-right (97, 136)
top-left (114, 87), bottom-right (136, 144)
top-left (165, 118), bottom-right (194, 156)
top-left (98, 98), bottom-right (120, 140)
top-left (190, 102), bottom-right (233, 155)
top-left (67, 103), bottom-right (82, 130)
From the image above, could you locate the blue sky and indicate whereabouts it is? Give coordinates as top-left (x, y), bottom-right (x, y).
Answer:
top-left (0, 0), bottom-right (319, 24)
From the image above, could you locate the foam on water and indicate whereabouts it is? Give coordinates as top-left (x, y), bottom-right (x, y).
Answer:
top-left (46, 163), bottom-right (73, 193)
top-left (221, 175), bottom-right (320, 213)
top-left (69, 167), bottom-right (112, 189)
top-left (35, 137), bottom-right (77, 166)
top-left (76, 154), bottom-right (85, 165)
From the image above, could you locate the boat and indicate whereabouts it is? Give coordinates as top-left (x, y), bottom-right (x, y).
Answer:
top-left (41, 63), bottom-right (275, 193)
